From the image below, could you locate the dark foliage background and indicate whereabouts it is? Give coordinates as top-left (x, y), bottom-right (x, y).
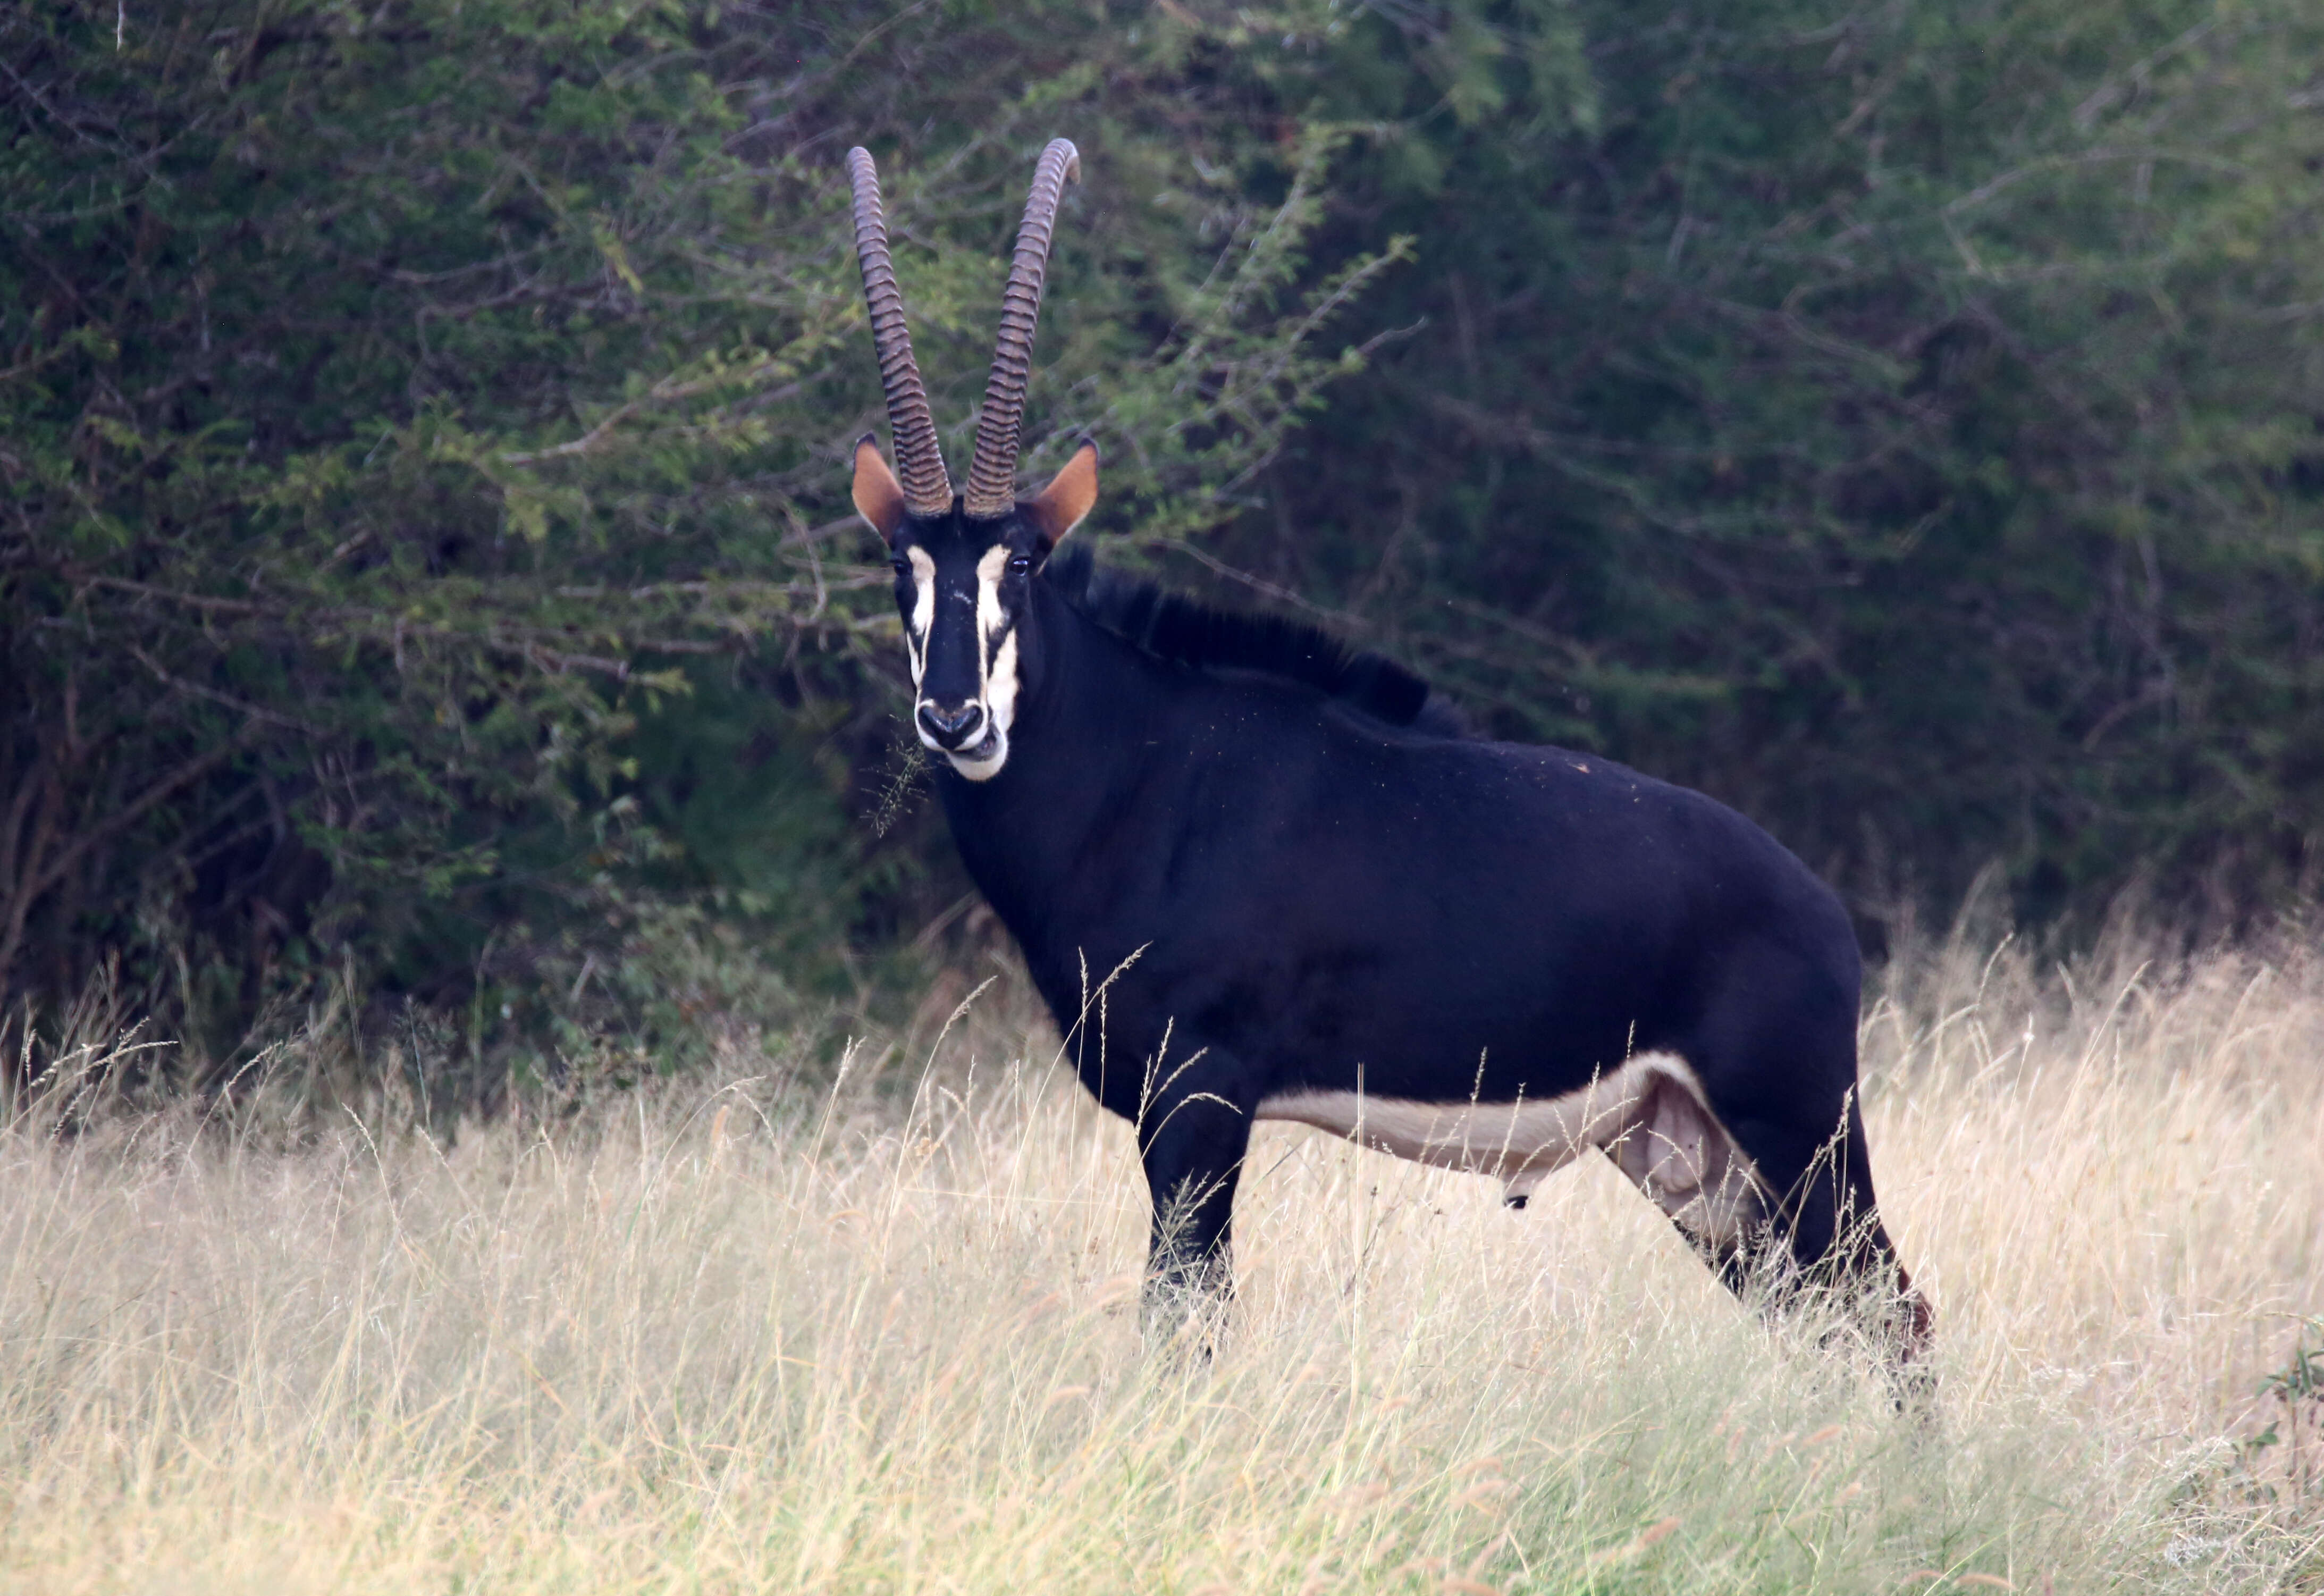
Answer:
top-left (4, 0), bottom-right (2321, 1088)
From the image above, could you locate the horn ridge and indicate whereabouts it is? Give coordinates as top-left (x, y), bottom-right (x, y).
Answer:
top-left (963, 138), bottom-right (1081, 518)
top-left (847, 146), bottom-right (953, 517)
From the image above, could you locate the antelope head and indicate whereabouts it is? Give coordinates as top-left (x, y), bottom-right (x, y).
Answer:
top-left (845, 139), bottom-right (1097, 781)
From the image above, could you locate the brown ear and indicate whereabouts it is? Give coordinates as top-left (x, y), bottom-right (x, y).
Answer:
top-left (851, 434), bottom-right (908, 542)
top-left (1028, 439), bottom-right (1099, 546)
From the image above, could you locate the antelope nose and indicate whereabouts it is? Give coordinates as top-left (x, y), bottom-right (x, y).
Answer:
top-left (917, 700), bottom-right (985, 749)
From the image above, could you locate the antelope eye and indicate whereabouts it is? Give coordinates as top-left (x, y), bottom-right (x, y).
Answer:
top-left (1007, 553), bottom-right (1032, 575)
top-left (891, 555), bottom-right (910, 576)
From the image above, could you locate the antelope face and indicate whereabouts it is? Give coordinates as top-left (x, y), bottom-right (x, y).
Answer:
top-left (854, 437), bottom-right (1098, 782)
top-left (890, 513), bottom-right (1035, 777)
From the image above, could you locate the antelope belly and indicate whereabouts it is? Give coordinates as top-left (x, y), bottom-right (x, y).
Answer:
top-left (1255, 1055), bottom-right (1681, 1200)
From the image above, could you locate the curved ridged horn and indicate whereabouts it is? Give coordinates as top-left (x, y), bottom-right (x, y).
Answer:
top-left (963, 138), bottom-right (1081, 519)
top-left (847, 146), bottom-right (953, 517)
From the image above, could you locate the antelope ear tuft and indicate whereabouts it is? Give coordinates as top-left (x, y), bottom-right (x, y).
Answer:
top-left (852, 434), bottom-right (907, 542)
top-left (1028, 439), bottom-right (1099, 547)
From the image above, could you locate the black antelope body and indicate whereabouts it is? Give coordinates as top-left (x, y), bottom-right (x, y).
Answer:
top-left (843, 139), bottom-right (1932, 1370)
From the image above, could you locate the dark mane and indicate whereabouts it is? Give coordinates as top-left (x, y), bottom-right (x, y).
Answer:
top-left (1044, 544), bottom-right (1467, 736)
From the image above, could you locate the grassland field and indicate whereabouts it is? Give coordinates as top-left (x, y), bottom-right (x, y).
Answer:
top-left (2, 926), bottom-right (2320, 1594)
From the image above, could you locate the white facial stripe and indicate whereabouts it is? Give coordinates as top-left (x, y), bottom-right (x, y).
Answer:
top-left (983, 628), bottom-right (1020, 741)
top-left (974, 544), bottom-right (1010, 667)
top-left (1256, 1052), bottom-right (1766, 1241)
top-left (974, 547), bottom-right (1014, 708)
top-left (905, 547), bottom-right (936, 686)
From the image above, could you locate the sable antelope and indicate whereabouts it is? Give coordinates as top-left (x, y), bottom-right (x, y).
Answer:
top-left (843, 138), bottom-right (1931, 1370)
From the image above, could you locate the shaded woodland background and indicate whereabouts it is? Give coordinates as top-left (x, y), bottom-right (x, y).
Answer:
top-left (5, 0), bottom-right (2323, 1090)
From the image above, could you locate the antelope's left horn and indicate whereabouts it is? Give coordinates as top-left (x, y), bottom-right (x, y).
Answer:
top-left (963, 138), bottom-right (1081, 519)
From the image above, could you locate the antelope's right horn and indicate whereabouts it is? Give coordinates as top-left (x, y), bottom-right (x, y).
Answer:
top-left (847, 147), bottom-right (953, 518)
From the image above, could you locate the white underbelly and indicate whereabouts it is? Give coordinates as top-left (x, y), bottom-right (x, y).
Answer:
top-left (1253, 1052), bottom-right (1765, 1240)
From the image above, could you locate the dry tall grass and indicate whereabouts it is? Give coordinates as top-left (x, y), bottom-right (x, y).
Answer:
top-left (3, 934), bottom-right (2320, 1594)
